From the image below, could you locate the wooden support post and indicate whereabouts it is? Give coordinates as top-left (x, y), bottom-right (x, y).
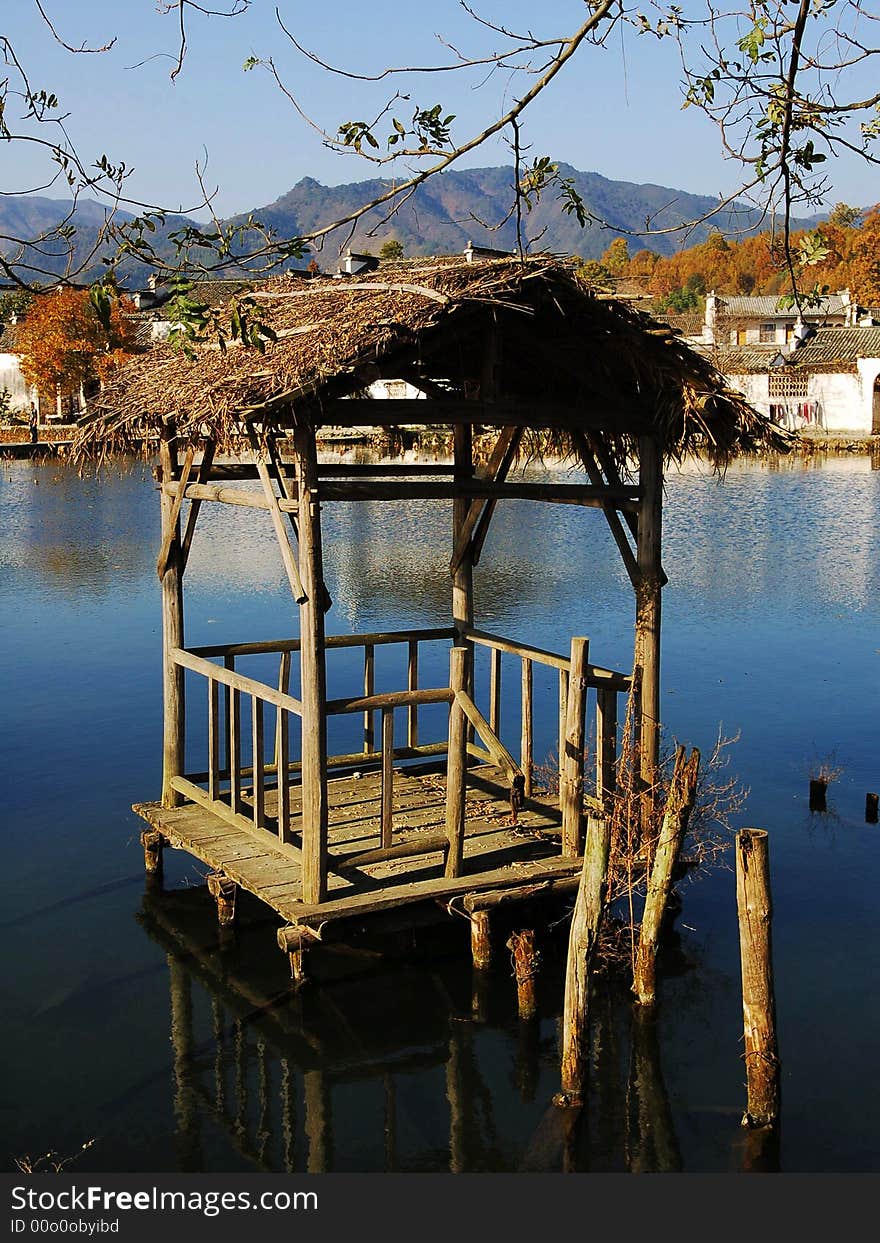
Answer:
top-left (407, 640), bottom-right (419, 747)
top-left (452, 423), bottom-right (475, 753)
top-left (363, 643), bottom-right (375, 752)
top-left (489, 646), bottom-right (501, 735)
top-left (381, 707), bottom-right (394, 848)
top-left (867, 792), bottom-right (879, 823)
top-left (277, 924), bottom-right (319, 987)
top-left (633, 746), bottom-right (700, 1005)
top-left (445, 646), bottom-right (468, 878)
top-left (636, 435), bottom-right (663, 822)
top-left (141, 829), bottom-right (164, 878)
top-left (252, 696), bottom-right (266, 829)
top-left (276, 651), bottom-right (291, 842)
top-left (736, 828), bottom-right (780, 1129)
top-left (809, 778), bottom-right (827, 811)
top-left (470, 910), bottom-right (492, 971)
top-left (521, 657), bottom-right (533, 798)
top-left (560, 637), bottom-right (589, 855)
top-left (229, 682), bottom-right (242, 815)
top-left (207, 676), bottom-right (220, 801)
top-left (293, 423), bottom-right (329, 906)
top-left (159, 430), bottom-right (185, 809)
top-left (507, 929), bottom-right (541, 1019)
top-left (207, 872), bottom-right (237, 926)
top-left (596, 687), bottom-right (617, 811)
top-left (555, 816), bottom-right (611, 1109)
top-left (558, 668), bottom-right (569, 810)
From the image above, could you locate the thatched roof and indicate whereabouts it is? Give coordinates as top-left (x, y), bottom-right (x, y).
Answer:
top-left (74, 255), bottom-right (792, 464)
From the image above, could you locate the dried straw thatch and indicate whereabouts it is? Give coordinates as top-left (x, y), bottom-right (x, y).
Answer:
top-left (74, 255), bottom-right (792, 465)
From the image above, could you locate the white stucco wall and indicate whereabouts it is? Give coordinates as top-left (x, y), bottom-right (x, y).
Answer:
top-left (725, 369), bottom-right (874, 435)
top-left (0, 352), bottom-right (32, 412)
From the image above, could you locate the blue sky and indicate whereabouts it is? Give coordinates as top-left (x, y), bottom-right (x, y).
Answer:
top-left (4, 0), bottom-right (877, 219)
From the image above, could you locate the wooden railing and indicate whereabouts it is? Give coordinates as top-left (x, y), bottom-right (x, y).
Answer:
top-left (167, 623), bottom-right (630, 894)
top-left (169, 628), bottom-right (455, 876)
top-left (463, 627), bottom-right (630, 850)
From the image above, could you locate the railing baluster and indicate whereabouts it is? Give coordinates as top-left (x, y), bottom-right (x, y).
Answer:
top-left (381, 707), bottom-right (394, 848)
top-left (558, 668), bottom-right (569, 810)
top-left (224, 654), bottom-right (234, 798)
top-left (596, 687), bottom-right (618, 810)
top-left (407, 640), bottom-right (419, 747)
top-left (274, 650), bottom-right (291, 770)
top-left (521, 657), bottom-right (533, 798)
top-left (275, 648), bottom-right (292, 842)
top-left (277, 703), bottom-right (291, 843)
top-left (229, 685), bottom-right (242, 815)
top-left (252, 696), bottom-right (266, 830)
top-left (363, 643), bottom-right (375, 753)
top-left (489, 647), bottom-right (502, 735)
top-left (208, 673), bottom-right (220, 800)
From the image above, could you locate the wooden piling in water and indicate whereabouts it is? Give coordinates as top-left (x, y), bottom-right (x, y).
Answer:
top-left (555, 815), bottom-right (611, 1109)
top-left (141, 829), bottom-right (164, 878)
top-left (633, 745), bottom-right (700, 1006)
top-left (507, 929), bottom-right (540, 1019)
top-left (735, 828), bottom-right (780, 1129)
top-left (809, 778), bottom-right (827, 811)
top-left (470, 910), bottom-right (492, 971)
top-left (560, 637), bottom-right (589, 855)
top-left (866, 792), bottom-right (878, 823)
top-left (207, 872), bottom-right (237, 926)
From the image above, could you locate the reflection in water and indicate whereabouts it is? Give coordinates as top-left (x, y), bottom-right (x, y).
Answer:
top-left (142, 885), bottom-right (696, 1173)
top-left (627, 1007), bottom-right (682, 1173)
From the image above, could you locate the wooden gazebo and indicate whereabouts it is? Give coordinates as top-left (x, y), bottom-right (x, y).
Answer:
top-left (75, 255), bottom-right (789, 973)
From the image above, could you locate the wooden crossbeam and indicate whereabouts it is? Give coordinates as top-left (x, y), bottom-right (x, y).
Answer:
top-left (319, 398), bottom-right (653, 432)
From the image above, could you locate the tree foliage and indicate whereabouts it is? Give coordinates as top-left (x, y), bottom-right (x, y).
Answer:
top-left (16, 287), bottom-right (141, 399)
top-left (618, 207), bottom-right (880, 309)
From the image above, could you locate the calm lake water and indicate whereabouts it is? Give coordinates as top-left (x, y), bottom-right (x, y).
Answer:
top-left (1, 453), bottom-right (878, 1173)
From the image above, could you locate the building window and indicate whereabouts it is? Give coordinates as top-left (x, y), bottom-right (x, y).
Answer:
top-left (768, 371), bottom-right (808, 399)
top-left (759, 322), bottom-right (776, 343)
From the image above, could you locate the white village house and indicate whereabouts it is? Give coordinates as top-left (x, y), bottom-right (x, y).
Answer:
top-left (660, 290), bottom-right (880, 436)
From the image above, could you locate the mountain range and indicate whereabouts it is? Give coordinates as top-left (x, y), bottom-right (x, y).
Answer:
top-left (0, 164), bottom-right (826, 285)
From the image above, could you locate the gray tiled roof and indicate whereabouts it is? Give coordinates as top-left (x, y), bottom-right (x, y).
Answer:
top-left (714, 293), bottom-right (847, 319)
top-left (786, 327), bottom-right (880, 366)
top-left (707, 327), bottom-right (880, 373)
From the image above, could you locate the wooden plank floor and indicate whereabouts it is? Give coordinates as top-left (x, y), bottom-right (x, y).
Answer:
top-left (136, 764), bottom-right (580, 928)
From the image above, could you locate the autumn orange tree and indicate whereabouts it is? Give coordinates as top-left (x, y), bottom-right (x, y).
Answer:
top-left (17, 287), bottom-right (140, 404)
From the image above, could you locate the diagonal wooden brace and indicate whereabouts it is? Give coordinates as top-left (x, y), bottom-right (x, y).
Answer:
top-left (454, 688), bottom-right (526, 822)
top-left (156, 444), bottom-right (195, 579)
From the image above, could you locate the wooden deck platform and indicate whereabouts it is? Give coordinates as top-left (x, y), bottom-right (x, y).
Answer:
top-left (136, 763), bottom-right (582, 933)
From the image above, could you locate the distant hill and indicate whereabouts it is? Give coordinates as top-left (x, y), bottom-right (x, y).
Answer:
top-left (231, 164), bottom-right (826, 264)
top-left (1, 167), bottom-right (827, 283)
